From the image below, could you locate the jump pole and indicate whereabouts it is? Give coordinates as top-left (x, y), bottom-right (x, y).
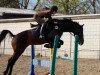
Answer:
top-left (27, 45), bottom-right (35, 75)
top-left (72, 35), bottom-right (79, 75)
top-left (50, 35), bottom-right (59, 75)
top-left (50, 48), bottom-right (53, 71)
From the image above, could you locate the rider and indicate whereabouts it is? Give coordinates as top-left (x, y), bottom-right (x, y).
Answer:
top-left (34, 5), bottom-right (58, 38)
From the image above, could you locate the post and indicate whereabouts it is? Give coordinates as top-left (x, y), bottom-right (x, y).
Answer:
top-left (28, 45), bottom-right (35, 75)
top-left (49, 48), bottom-right (53, 73)
top-left (50, 35), bottom-right (59, 75)
top-left (72, 35), bottom-right (79, 75)
top-left (50, 48), bottom-right (53, 60)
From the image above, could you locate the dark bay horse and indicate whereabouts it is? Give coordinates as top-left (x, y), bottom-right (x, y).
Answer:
top-left (0, 18), bottom-right (84, 75)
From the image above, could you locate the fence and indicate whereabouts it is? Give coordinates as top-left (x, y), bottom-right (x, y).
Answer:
top-left (0, 14), bottom-right (100, 59)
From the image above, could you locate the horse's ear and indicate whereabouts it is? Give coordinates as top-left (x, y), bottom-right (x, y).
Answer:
top-left (69, 18), bottom-right (72, 20)
top-left (82, 24), bottom-right (84, 27)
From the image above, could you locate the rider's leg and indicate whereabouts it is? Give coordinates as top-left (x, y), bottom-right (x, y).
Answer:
top-left (39, 22), bottom-right (47, 38)
top-left (39, 23), bottom-right (45, 38)
top-left (34, 16), bottom-right (45, 38)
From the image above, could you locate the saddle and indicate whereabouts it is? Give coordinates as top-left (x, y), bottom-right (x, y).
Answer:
top-left (30, 22), bottom-right (50, 38)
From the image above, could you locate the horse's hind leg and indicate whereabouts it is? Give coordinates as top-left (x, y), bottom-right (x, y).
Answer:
top-left (3, 46), bottom-right (26, 75)
top-left (3, 55), bottom-right (14, 75)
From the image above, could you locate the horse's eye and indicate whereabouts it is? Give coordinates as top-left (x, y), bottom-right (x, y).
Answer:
top-left (55, 25), bottom-right (59, 29)
top-left (54, 22), bottom-right (58, 24)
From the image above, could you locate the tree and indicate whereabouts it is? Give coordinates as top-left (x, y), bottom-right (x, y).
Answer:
top-left (52, 0), bottom-right (80, 14)
top-left (33, 0), bottom-right (40, 10)
top-left (0, 0), bottom-right (19, 8)
top-left (0, 0), bottom-right (30, 9)
top-left (52, 0), bottom-right (100, 14)
top-left (19, 0), bottom-right (29, 9)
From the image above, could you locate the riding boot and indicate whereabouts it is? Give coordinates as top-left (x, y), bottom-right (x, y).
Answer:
top-left (39, 23), bottom-right (45, 38)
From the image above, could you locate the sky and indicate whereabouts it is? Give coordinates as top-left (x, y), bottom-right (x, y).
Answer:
top-left (27, 0), bottom-right (37, 9)
top-left (27, 0), bottom-right (52, 10)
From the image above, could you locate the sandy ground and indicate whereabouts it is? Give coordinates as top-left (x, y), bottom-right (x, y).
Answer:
top-left (0, 55), bottom-right (100, 75)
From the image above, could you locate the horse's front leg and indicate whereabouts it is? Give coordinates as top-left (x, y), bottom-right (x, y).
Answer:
top-left (44, 39), bottom-right (64, 48)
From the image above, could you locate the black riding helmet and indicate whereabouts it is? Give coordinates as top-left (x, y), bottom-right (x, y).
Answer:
top-left (50, 6), bottom-right (58, 12)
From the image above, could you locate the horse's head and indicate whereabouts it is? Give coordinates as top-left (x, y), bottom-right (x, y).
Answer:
top-left (51, 18), bottom-right (84, 45)
top-left (46, 18), bottom-right (84, 45)
top-left (73, 24), bottom-right (84, 45)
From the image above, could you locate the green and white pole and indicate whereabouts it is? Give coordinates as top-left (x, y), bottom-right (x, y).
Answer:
top-left (72, 35), bottom-right (79, 75)
top-left (50, 35), bottom-right (59, 75)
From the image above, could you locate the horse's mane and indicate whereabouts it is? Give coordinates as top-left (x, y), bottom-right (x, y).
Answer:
top-left (52, 18), bottom-right (76, 23)
top-left (52, 18), bottom-right (81, 26)
top-left (50, 18), bottom-right (83, 31)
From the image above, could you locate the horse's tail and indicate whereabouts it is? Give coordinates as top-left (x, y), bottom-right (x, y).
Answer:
top-left (0, 30), bottom-right (15, 43)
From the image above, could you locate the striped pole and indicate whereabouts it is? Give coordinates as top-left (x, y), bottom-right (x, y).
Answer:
top-left (72, 35), bottom-right (79, 75)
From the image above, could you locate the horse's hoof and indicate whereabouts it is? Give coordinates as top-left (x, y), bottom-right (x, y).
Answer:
top-left (60, 40), bottom-right (64, 45)
top-left (57, 44), bottom-right (61, 48)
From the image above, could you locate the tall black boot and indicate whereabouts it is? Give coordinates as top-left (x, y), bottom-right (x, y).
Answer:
top-left (39, 24), bottom-right (45, 38)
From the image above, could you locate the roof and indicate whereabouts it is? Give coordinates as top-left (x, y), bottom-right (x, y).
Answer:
top-left (0, 7), bottom-right (36, 19)
top-left (0, 7), bottom-right (36, 14)
top-left (53, 14), bottom-right (100, 20)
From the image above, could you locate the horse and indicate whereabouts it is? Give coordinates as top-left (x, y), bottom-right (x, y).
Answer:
top-left (0, 18), bottom-right (84, 75)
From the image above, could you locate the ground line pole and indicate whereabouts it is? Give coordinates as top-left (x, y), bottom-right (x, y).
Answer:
top-left (72, 35), bottom-right (79, 75)
top-left (50, 35), bottom-right (59, 75)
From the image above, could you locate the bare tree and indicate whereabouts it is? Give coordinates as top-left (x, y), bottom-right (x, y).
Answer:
top-left (33, 0), bottom-right (40, 10)
top-left (19, 0), bottom-right (30, 9)
top-left (89, 0), bottom-right (96, 14)
top-left (24, 0), bottom-right (29, 9)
